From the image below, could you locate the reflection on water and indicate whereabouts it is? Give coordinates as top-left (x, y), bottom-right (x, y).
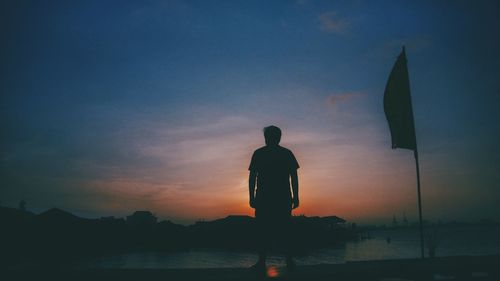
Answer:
top-left (78, 225), bottom-right (500, 268)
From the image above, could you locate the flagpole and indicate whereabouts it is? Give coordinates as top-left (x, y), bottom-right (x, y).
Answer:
top-left (405, 45), bottom-right (424, 259)
top-left (414, 148), bottom-right (425, 258)
top-left (384, 45), bottom-right (425, 258)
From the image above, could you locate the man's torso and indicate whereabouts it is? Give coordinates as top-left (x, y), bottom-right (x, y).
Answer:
top-left (249, 145), bottom-right (299, 211)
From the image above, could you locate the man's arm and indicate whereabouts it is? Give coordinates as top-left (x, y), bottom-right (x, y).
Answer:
top-left (249, 170), bottom-right (257, 208)
top-left (291, 169), bottom-right (299, 209)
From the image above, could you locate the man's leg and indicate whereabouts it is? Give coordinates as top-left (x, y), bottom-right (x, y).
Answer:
top-left (251, 213), bottom-right (267, 271)
top-left (286, 254), bottom-right (296, 271)
top-left (257, 250), bottom-right (267, 265)
top-left (282, 213), bottom-right (296, 271)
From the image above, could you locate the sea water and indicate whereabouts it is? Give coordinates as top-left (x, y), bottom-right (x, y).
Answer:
top-left (78, 224), bottom-right (500, 268)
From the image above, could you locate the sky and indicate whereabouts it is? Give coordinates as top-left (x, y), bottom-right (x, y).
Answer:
top-left (1, 0), bottom-right (499, 225)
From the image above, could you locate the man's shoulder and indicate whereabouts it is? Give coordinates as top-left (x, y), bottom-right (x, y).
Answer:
top-left (277, 145), bottom-right (294, 155)
top-left (255, 145), bottom-right (293, 151)
top-left (253, 146), bottom-right (267, 154)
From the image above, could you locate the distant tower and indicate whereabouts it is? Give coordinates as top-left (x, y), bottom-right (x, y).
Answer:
top-left (392, 214), bottom-right (399, 228)
top-left (19, 200), bottom-right (26, 212)
top-left (403, 212), bottom-right (409, 227)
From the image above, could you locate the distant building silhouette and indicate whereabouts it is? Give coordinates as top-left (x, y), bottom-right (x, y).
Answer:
top-left (0, 205), bottom-right (360, 264)
top-left (19, 200), bottom-right (26, 212)
top-left (101, 216), bottom-right (125, 223)
top-left (126, 211), bottom-right (157, 227)
top-left (293, 215), bottom-right (346, 229)
top-left (322, 215), bottom-right (346, 229)
top-left (403, 212), bottom-right (409, 227)
top-left (392, 214), bottom-right (399, 228)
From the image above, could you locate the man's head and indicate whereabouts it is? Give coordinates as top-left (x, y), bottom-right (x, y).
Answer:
top-left (263, 125), bottom-right (281, 146)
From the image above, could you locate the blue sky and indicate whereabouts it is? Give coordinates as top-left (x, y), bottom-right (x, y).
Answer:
top-left (1, 0), bottom-right (499, 224)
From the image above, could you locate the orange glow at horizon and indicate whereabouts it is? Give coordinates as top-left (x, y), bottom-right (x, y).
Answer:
top-left (82, 123), bottom-right (426, 224)
top-left (66, 114), bottom-right (474, 225)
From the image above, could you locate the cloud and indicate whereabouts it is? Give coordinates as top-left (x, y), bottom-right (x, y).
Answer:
top-left (326, 92), bottom-right (362, 106)
top-left (318, 11), bottom-right (350, 33)
top-left (97, 115), bottom-right (261, 217)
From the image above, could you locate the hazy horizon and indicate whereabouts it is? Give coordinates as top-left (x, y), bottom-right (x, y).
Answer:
top-left (3, 202), bottom-right (496, 227)
top-left (2, 0), bottom-right (499, 226)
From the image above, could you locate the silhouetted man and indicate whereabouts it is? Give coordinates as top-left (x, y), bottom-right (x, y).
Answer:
top-left (248, 125), bottom-right (299, 272)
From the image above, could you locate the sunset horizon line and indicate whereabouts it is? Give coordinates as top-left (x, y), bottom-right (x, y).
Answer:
top-left (2, 203), bottom-right (496, 227)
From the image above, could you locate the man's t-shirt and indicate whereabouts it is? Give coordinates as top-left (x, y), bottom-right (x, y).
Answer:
top-left (249, 145), bottom-right (299, 211)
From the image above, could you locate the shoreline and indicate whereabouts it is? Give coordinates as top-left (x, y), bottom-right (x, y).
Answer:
top-left (3, 255), bottom-right (499, 280)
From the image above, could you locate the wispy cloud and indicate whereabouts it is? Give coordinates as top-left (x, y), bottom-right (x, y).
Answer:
top-left (318, 11), bottom-right (350, 33)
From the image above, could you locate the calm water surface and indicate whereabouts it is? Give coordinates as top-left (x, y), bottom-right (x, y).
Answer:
top-left (79, 225), bottom-right (500, 268)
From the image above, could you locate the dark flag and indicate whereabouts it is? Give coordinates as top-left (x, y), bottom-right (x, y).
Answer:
top-left (383, 46), bottom-right (425, 258)
top-left (384, 46), bottom-right (417, 151)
